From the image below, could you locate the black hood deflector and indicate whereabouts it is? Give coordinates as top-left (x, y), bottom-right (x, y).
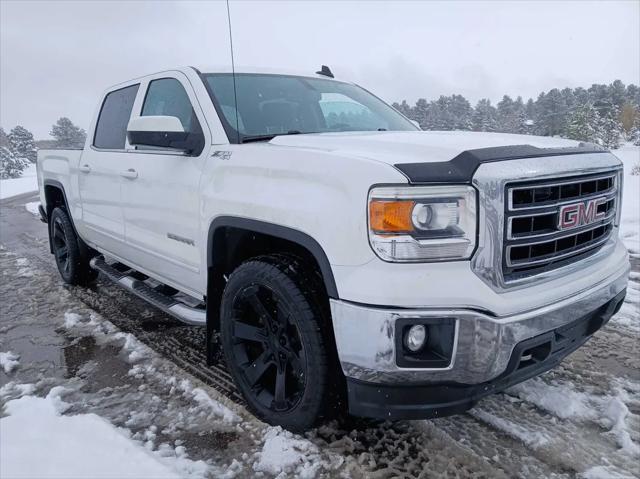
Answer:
top-left (394, 144), bottom-right (609, 184)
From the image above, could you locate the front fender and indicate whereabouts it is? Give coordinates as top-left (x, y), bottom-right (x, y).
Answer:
top-left (199, 144), bottom-right (408, 270)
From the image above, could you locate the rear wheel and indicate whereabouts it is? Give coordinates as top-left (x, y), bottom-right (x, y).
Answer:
top-left (220, 255), bottom-right (331, 432)
top-left (50, 207), bottom-right (97, 286)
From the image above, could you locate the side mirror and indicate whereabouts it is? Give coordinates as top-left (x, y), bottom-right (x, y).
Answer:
top-left (127, 116), bottom-right (202, 154)
top-left (410, 120), bottom-right (421, 130)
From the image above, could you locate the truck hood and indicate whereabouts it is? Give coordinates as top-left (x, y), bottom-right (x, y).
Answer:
top-left (268, 130), bottom-right (581, 165)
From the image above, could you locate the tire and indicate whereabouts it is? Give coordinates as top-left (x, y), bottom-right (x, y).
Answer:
top-left (220, 255), bottom-right (331, 432)
top-left (49, 207), bottom-right (97, 286)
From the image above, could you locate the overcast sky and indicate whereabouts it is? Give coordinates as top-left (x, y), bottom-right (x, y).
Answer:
top-left (1, 0), bottom-right (638, 139)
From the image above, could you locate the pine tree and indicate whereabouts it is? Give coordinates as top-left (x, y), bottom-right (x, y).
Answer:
top-left (0, 127), bottom-right (8, 148)
top-left (50, 117), bottom-right (87, 148)
top-left (472, 99), bottom-right (498, 132)
top-left (566, 104), bottom-right (601, 144)
top-left (0, 146), bottom-right (28, 179)
top-left (413, 99), bottom-right (431, 130)
top-left (524, 98), bottom-right (536, 132)
top-left (535, 89), bottom-right (569, 137)
top-left (390, 78), bottom-right (639, 142)
top-left (573, 87), bottom-right (590, 105)
top-left (627, 84), bottom-right (640, 108)
top-left (598, 107), bottom-right (623, 149)
top-left (431, 96), bottom-right (453, 130)
top-left (392, 100), bottom-right (414, 120)
top-left (450, 95), bottom-right (473, 130)
top-left (609, 80), bottom-right (627, 110)
top-left (496, 95), bottom-right (516, 133)
top-left (8, 125), bottom-right (37, 163)
top-left (516, 110), bottom-right (531, 135)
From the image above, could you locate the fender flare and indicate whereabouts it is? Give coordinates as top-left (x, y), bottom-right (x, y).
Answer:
top-left (42, 179), bottom-right (93, 261)
top-left (206, 216), bottom-right (339, 299)
top-left (43, 179), bottom-right (71, 214)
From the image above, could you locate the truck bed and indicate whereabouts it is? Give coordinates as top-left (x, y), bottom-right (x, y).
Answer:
top-left (36, 148), bottom-right (83, 207)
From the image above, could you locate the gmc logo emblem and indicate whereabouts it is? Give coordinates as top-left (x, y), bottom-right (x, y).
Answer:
top-left (558, 197), bottom-right (607, 231)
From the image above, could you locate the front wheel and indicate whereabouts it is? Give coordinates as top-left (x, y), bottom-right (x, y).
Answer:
top-left (220, 255), bottom-right (331, 432)
top-left (49, 207), bottom-right (97, 286)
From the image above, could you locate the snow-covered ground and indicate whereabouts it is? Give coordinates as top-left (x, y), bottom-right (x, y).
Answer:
top-left (0, 164), bottom-right (38, 200)
top-left (615, 143), bottom-right (640, 256)
top-left (2, 388), bottom-right (181, 479)
top-left (0, 351), bottom-right (20, 373)
top-left (24, 201), bottom-right (40, 217)
top-left (0, 145), bottom-right (639, 478)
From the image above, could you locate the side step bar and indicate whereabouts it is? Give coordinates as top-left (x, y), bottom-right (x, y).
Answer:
top-left (89, 256), bottom-right (206, 326)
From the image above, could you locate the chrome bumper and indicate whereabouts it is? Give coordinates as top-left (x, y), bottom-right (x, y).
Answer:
top-left (330, 256), bottom-right (629, 385)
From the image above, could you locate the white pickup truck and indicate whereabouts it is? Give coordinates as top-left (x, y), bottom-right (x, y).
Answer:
top-left (37, 65), bottom-right (629, 431)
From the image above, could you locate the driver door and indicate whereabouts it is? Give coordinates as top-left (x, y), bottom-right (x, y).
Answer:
top-left (119, 73), bottom-right (209, 296)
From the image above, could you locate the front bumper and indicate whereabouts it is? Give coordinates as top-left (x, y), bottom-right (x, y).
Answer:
top-left (330, 251), bottom-right (628, 389)
top-left (345, 288), bottom-right (626, 420)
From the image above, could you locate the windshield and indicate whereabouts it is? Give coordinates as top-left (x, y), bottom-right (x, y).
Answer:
top-left (202, 73), bottom-right (417, 142)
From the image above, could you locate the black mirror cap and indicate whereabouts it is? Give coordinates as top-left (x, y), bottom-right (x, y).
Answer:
top-left (127, 130), bottom-right (204, 156)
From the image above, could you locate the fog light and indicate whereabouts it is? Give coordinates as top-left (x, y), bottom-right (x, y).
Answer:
top-left (404, 324), bottom-right (427, 352)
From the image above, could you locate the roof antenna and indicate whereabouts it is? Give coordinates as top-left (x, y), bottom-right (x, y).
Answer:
top-left (226, 0), bottom-right (240, 143)
top-left (316, 65), bottom-right (334, 78)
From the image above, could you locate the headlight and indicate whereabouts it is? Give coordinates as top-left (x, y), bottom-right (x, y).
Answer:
top-left (368, 185), bottom-right (477, 262)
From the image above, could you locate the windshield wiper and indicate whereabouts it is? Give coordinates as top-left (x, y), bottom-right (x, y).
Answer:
top-left (240, 130), bottom-right (303, 144)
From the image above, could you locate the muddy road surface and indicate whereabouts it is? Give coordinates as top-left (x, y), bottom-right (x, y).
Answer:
top-left (1, 193), bottom-right (639, 478)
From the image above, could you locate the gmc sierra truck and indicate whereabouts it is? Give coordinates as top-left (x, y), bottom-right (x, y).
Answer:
top-left (37, 66), bottom-right (629, 432)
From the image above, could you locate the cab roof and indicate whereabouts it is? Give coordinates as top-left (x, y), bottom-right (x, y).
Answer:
top-left (191, 65), bottom-right (345, 82)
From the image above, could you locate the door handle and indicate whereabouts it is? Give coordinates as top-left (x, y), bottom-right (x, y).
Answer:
top-left (120, 168), bottom-right (138, 180)
top-left (79, 164), bottom-right (91, 173)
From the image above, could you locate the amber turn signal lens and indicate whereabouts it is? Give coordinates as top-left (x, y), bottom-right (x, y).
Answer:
top-left (369, 200), bottom-right (415, 233)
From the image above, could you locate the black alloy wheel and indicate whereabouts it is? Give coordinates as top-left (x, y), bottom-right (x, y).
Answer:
top-left (220, 255), bottom-right (331, 432)
top-left (52, 215), bottom-right (71, 276)
top-left (231, 283), bottom-right (307, 412)
top-left (49, 207), bottom-right (97, 286)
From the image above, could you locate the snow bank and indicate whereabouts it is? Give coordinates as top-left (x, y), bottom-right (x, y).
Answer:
top-left (0, 164), bottom-right (37, 200)
top-left (253, 426), bottom-right (322, 477)
top-left (469, 409), bottom-right (550, 448)
top-left (615, 144), bottom-right (640, 255)
top-left (581, 465), bottom-right (637, 479)
top-left (185, 383), bottom-right (241, 424)
top-left (0, 351), bottom-right (20, 373)
top-left (612, 295), bottom-right (640, 332)
top-left (24, 201), bottom-right (40, 217)
top-left (509, 377), bottom-right (640, 455)
top-left (0, 387), bottom-right (180, 479)
top-left (63, 311), bottom-right (152, 363)
top-left (0, 382), bottom-right (35, 400)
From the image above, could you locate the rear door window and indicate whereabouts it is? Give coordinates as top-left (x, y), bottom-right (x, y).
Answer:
top-left (93, 84), bottom-right (139, 149)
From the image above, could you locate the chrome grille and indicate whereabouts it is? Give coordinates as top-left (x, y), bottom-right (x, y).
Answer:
top-left (504, 172), bottom-right (617, 279)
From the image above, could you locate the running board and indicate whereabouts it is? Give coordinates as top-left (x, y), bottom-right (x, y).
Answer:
top-left (89, 256), bottom-right (206, 326)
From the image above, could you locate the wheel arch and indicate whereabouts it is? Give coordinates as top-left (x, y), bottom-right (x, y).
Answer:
top-left (43, 180), bottom-right (73, 253)
top-left (205, 216), bottom-right (339, 363)
top-left (43, 180), bottom-right (95, 262)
